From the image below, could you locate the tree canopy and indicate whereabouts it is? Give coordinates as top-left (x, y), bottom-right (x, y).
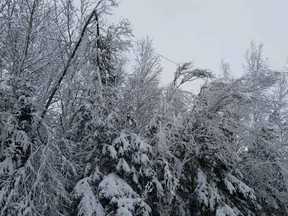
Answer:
top-left (0, 1), bottom-right (288, 215)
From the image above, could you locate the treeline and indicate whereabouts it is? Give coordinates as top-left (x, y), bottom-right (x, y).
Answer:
top-left (0, 1), bottom-right (288, 215)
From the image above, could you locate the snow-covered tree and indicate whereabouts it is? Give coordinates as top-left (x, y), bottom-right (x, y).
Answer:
top-left (121, 37), bottom-right (162, 135)
top-left (1, 1), bottom-right (288, 215)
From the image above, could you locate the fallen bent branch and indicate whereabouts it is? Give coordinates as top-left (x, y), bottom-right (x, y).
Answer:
top-left (40, 8), bottom-right (99, 119)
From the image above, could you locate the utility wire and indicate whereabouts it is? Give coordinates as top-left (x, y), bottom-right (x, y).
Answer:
top-left (131, 39), bottom-right (179, 67)
top-left (131, 40), bottom-right (288, 75)
top-left (153, 51), bottom-right (179, 67)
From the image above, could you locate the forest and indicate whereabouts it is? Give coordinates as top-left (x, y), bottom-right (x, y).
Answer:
top-left (0, 0), bottom-right (288, 215)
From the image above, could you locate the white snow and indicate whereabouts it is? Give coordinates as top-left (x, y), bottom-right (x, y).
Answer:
top-left (116, 158), bottom-right (131, 174)
top-left (99, 173), bottom-right (137, 199)
top-left (102, 144), bottom-right (118, 159)
top-left (116, 207), bottom-right (133, 216)
top-left (216, 204), bottom-right (238, 216)
top-left (0, 157), bottom-right (14, 175)
top-left (196, 168), bottom-right (220, 211)
top-left (92, 166), bottom-right (102, 181)
top-left (224, 173), bottom-right (256, 200)
top-left (133, 137), bottom-right (152, 153)
top-left (15, 131), bottom-right (29, 151)
top-left (99, 173), bottom-right (151, 215)
top-left (113, 133), bottom-right (131, 151)
top-left (74, 178), bottom-right (105, 216)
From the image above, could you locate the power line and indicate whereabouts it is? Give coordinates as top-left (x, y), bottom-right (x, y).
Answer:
top-left (131, 40), bottom-right (288, 76)
top-left (131, 39), bottom-right (179, 67)
top-left (153, 51), bottom-right (179, 67)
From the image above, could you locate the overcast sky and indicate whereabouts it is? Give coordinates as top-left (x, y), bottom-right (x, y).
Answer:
top-left (111, 0), bottom-right (288, 88)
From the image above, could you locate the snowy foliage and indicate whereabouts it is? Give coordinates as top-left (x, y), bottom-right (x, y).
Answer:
top-left (0, 1), bottom-right (288, 215)
top-left (196, 168), bottom-right (221, 211)
top-left (224, 173), bottom-right (256, 201)
top-left (74, 178), bottom-right (105, 216)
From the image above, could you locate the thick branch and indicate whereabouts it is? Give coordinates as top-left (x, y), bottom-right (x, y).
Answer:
top-left (41, 8), bottom-right (98, 119)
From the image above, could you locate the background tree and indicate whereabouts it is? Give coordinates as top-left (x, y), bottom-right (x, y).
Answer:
top-left (121, 37), bottom-right (162, 135)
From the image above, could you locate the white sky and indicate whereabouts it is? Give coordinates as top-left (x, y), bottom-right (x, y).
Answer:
top-left (111, 0), bottom-right (288, 89)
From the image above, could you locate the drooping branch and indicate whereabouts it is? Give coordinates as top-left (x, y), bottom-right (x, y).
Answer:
top-left (40, 8), bottom-right (99, 119)
top-left (172, 62), bottom-right (214, 89)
